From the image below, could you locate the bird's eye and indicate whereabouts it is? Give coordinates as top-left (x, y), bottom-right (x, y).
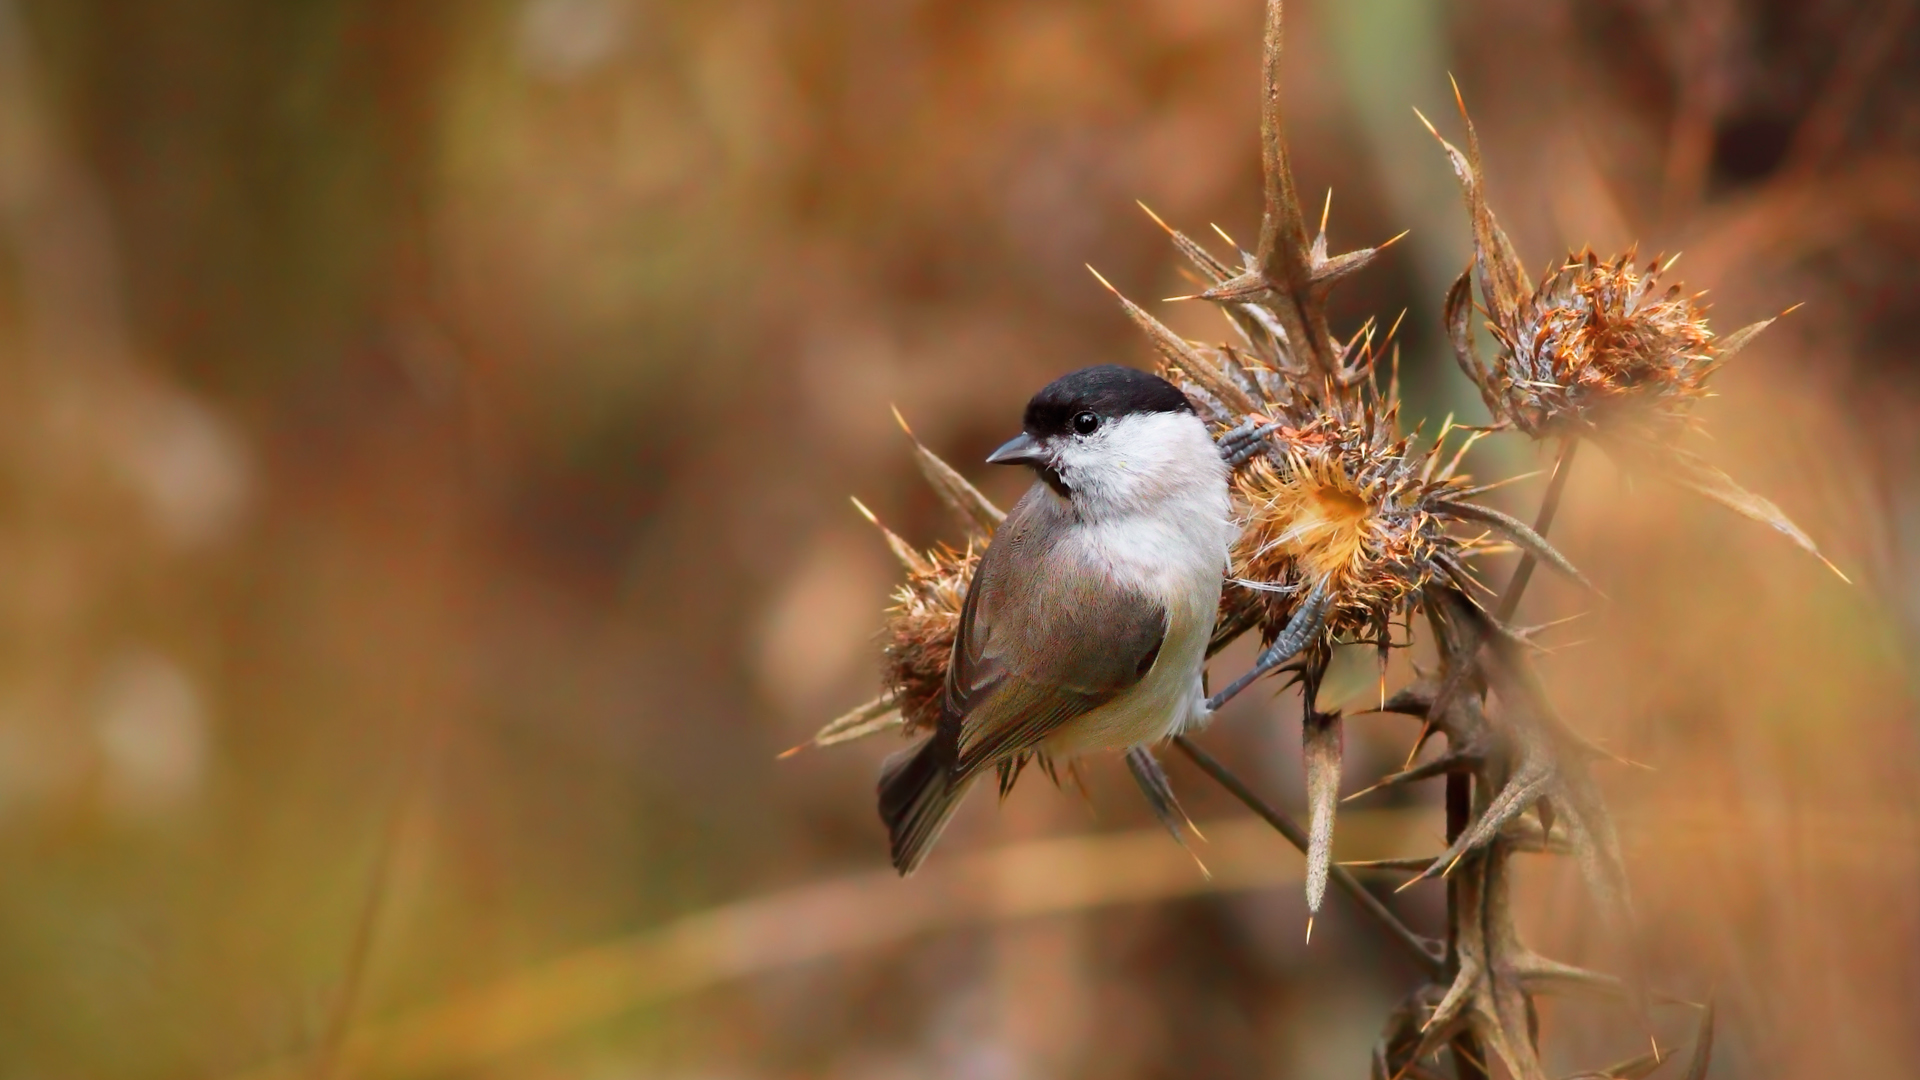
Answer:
top-left (1072, 411), bottom-right (1100, 436)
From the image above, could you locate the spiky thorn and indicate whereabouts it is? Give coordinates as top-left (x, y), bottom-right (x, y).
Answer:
top-left (890, 406), bottom-right (1005, 538)
top-left (1314, 229), bottom-right (1408, 291)
top-left (1189, 0), bottom-right (1398, 397)
top-left (1125, 747), bottom-right (1210, 878)
top-left (1404, 843), bottom-right (1635, 1080)
top-left (1341, 855), bottom-right (1443, 875)
top-left (785, 693), bottom-right (901, 757)
top-left (851, 496), bottom-right (932, 576)
top-left (1416, 82), bottom-right (1530, 328)
top-left (1087, 265), bottom-right (1263, 418)
top-left (1411, 587), bottom-right (1635, 945)
top-left (1137, 200), bottom-right (1235, 284)
top-left (1172, 735), bottom-right (1445, 977)
top-left (1349, 673), bottom-right (1495, 801)
top-left (1135, 202), bottom-right (1310, 388)
top-left (1341, 748), bottom-right (1479, 805)
top-left (1372, 984), bottom-right (1455, 1080)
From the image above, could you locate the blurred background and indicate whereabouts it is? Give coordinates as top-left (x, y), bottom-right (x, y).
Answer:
top-left (0, 0), bottom-right (1915, 1076)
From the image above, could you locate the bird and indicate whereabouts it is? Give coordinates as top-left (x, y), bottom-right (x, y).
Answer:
top-left (878, 364), bottom-right (1236, 874)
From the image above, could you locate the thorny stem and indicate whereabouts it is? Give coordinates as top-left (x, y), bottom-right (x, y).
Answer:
top-left (1171, 735), bottom-right (1446, 978)
top-left (1495, 438), bottom-right (1579, 623)
top-left (1440, 436), bottom-right (1576, 1080)
top-left (1444, 774), bottom-right (1489, 1080)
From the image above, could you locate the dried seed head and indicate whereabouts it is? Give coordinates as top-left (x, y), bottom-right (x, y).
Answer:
top-left (880, 541), bottom-right (978, 734)
top-left (1228, 410), bottom-right (1474, 648)
top-left (1493, 250), bottom-right (1716, 442)
top-left (1427, 93), bottom-right (1841, 575)
top-left (1099, 220), bottom-right (1512, 656)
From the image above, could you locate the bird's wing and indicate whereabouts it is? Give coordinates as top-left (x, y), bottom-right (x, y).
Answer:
top-left (944, 490), bottom-right (1168, 774)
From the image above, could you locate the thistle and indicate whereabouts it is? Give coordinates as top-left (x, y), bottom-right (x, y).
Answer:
top-left (1425, 89), bottom-right (1843, 578)
top-left (1093, 213), bottom-right (1591, 925)
top-left (792, 415), bottom-right (1004, 756)
top-left (1486, 248), bottom-right (1716, 444)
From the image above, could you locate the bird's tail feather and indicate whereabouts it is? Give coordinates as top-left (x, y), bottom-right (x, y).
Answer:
top-left (878, 738), bottom-right (971, 876)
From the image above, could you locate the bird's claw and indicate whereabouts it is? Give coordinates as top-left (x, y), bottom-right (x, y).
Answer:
top-left (1216, 417), bottom-right (1284, 468)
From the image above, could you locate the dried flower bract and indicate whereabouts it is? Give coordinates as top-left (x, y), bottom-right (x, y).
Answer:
top-left (1493, 249), bottom-right (1715, 443)
top-left (1228, 408), bottom-right (1477, 650)
top-left (1425, 88), bottom-right (1842, 576)
top-left (880, 539), bottom-right (978, 735)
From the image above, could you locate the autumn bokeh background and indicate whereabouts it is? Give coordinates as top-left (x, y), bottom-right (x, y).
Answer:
top-left (0, 0), bottom-right (1916, 1076)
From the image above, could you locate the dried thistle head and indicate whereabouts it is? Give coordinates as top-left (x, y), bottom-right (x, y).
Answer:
top-left (1228, 406), bottom-right (1479, 651)
top-left (879, 538), bottom-right (978, 735)
top-left (1426, 89), bottom-right (1843, 577)
top-left (798, 427), bottom-right (1006, 756)
top-left (1493, 249), bottom-right (1717, 443)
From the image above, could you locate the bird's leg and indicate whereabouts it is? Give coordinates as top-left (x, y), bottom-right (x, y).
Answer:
top-left (1207, 579), bottom-right (1330, 711)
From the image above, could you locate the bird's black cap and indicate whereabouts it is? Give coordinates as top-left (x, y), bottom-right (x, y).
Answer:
top-left (1021, 365), bottom-right (1193, 438)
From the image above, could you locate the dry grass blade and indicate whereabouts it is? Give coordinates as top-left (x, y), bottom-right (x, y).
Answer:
top-left (225, 813), bottom-right (1424, 1080)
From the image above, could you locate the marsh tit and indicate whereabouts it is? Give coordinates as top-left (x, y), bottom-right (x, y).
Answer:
top-left (878, 365), bottom-right (1235, 874)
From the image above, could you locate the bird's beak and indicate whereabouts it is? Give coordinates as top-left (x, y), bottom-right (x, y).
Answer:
top-left (986, 432), bottom-right (1048, 468)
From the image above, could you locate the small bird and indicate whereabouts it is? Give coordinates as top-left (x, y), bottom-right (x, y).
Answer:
top-left (879, 364), bottom-right (1236, 874)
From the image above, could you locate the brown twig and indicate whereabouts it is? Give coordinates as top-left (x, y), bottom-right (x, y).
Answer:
top-left (1172, 735), bottom-right (1445, 978)
top-left (1496, 438), bottom-right (1580, 624)
top-left (1443, 774), bottom-right (1489, 1080)
top-left (1438, 437), bottom-right (1577, 1080)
